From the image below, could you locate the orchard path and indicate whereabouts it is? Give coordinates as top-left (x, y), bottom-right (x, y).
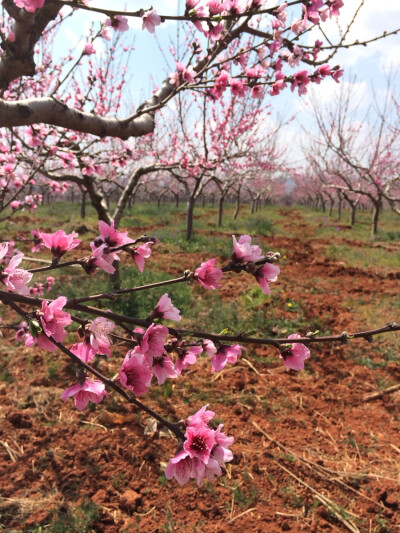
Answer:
top-left (0, 208), bottom-right (399, 532)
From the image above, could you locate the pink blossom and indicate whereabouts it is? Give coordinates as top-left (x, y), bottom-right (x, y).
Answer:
top-left (130, 241), bottom-right (155, 272)
top-left (186, 404), bottom-right (215, 428)
top-left (186, 0), bottom-right (201, 8)
top-left (165, 450), bottom-right (194, 486)
top-left (166, 404), bottom-right (234, 486)
top-left (153, 293), bottom-right (181, 321)
top-left (152, 355), bottom-right (178, 384)
top-left (139, 323), bottom-right (169, 365)
top-left (142, 9), bottom-right (161, 33)
top-left (270, 78), bottom-right (287, 96)
top-left (10, 200), bottom-right (22, 209)
top-left (93, 220), bottom-right (133, 249)
top-left (13, 0), bottom-right (45, 12)
top-left (0, 242), bottom-right (13, 264)
top-left (83, 43), bottom-right (96, 55)
top-left (84, 244), bottom-right (115, 275)
top-left (183, 424), bottom-right (215, 463)
top-left (25, 296), bottom-right (72, 352)
top-left (230, 79), bottom-right (248, 97)
top-left (119, 348), bottom-right (152, 395)
top-left (169, 71), bottom-right (180, 86)
top-left (291, 16), bottom-right (309, 35)
top-left (1, 252), bottom-right (32, 295)
top-left (192, 456), bottom-right (222, 486)
top-left (215, 70), bottom-right (229, 90)
top-left (279, 334), bottom-right (310, 371)
top-left (195, 258), bottom-right (223, 289)
top-left (213, 424), bottom-right (234, 464)
top-left (251, 85), bottom-right (264, 99)
top-left (291, 70), bottom-right (310, 95)
top-left (175, 345), bottom-right (203, 375)
top-left (15, 321), bottom-right (28, 343)
top-left (89, 316), bottom-right (115, 356)
top-left (208, 0), bottom-right (227, 15)
top-left (202, 339), bottom-right (217, 358)
top-left (100, 26), bottom-right (112, 40)
top-left (41, 230), bottom-right (80, 259)
top-left (255, 262), bottom-right (280, 294)
top-left (232, 234), bottom-right (263, 262)
top-left (329, 0), bottom-right (343, 17)
top-left (70, 341), bottom-right (96, 363)
top-left (246, 65), bottom-right (265, 79)
top-left (182, 66), bottom-right (197, 84)
top-left (105, 15), bottom-right (129, 32)
top-left (210, 344), bottom-right (244, 373)
top-left (332, 69), bottom-right (344, 83)
top-left (228, 0), bottom-right (248, 15)
top-left (209, 22), bottom-right (224, 41)
top-left (31, 229), bottom-right (44, 253)
top-left (46, 276), bottom-right (55, 291)
top-left (7, 31), bottom-right (16, 42)
top-left (61, 378), bottom-right (108, 410)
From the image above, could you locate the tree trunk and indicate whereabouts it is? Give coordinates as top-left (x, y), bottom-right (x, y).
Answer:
top-left (337, 195), bottom-right (342, 221)
top-left (350, 203), bottom-right (356, 226)
top-left (218, 195), bottom-right (225, 227)
top-left (175, 194), bottom-right (179, 208)
top-left (233, 186), bottom-right (241, 220)
top-left (329, 199), bottom-right (334, 217)
top-left (371, 200), bottom-right (381, 238)
top-left (186, 196), bottom-right (196, 240)
top-left (80, 190), bottom-right (86, 219)
top-left (251, 200), bottom-right (255, 214)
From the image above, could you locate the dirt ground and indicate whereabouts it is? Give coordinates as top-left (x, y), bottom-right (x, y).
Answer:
top-left (0, 209), bottom-right (399, 532)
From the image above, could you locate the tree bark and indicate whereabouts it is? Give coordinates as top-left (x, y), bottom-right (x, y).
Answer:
top-left (233, 185), bottom-right (241, 220)
top-left (186, 196), bottom-right (196, 240)
top-left (350, 203), bottom-right (356, 226)
top-left (371, 200), bottom-right (381, 237)
top-left (80, 189), bottom-right (86, 219)
top-left (218, 194), bottom-right (225, 226)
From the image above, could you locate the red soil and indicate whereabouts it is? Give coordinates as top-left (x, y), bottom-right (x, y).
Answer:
top-left (0, 210), bottom-right (399, 532)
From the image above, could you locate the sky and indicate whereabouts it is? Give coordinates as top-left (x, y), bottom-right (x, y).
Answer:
top-left (53, 1), bottom-right (400, 164)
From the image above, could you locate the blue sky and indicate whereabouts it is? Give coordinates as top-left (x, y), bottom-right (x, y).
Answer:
top-left (54, 1), bottom-right (400, 162)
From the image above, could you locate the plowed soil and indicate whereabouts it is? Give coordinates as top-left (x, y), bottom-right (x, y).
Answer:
top-left (0, 208), bottom-right (399, 532)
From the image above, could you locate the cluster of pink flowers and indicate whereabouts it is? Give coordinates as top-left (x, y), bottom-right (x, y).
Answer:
top-left (70, 316), bottom-right (115, 363)
top-left (13, 0), bottom-right (45, 12)
top-left (231, 234), bottom-right (280, 294)
top-left (86, 220), bottom-right (131, 275)
top-left (165, 405), bottom-right (234, 486)
top-left (169, 62), bottom-right (197, 87)
top-left (0, 242), bottom-right (32, 295)
top-left (29, 275), bottom-right (55, 296)
top-left (87, 221), bottom-right (157, 275)
top-left (2, 219), bottom-right (313, 489)
top-left (9, 194), bottom-right (42, 213)
top-left (25, 296), bottom-right (72, 352)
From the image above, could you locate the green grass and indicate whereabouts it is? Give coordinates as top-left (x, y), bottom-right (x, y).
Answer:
top-left (37, 500), bottom-right (100, 533)
top-left (326, 244), bottom-right (400, 270)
